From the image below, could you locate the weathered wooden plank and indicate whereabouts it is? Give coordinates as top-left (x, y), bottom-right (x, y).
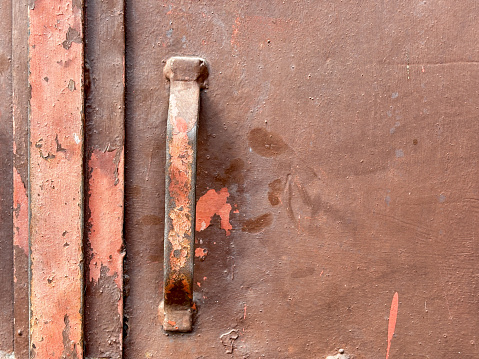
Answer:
top-left (0, 0), bottom-right (13, 355)
top-left (83, 0), bottom-right (125, 357)
top-left (28, 1), bottom-right (84, 358)
top-left (12, 0), bottom-right (30, 358)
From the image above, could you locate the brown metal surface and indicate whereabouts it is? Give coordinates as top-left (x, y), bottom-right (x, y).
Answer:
top-left (29, 1), bottom-right (84, 357)
top-left (12, 0), bottom-right (29, 357)
top-left (0, 0), bottom-right (13, 355)
top-left (162, 57), bottom-right (208, 332)
top-left (83, 0), bottom-right (125, 357)
top-left (124, 1), bottom-right (479, 358)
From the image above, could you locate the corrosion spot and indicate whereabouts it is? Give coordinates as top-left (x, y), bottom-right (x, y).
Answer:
top-left (242, 213), bottom-right (273, 233)
top-left (68, 79), bottom-right (76, 91)
top-left (247, 128), bottom-right (288, 157)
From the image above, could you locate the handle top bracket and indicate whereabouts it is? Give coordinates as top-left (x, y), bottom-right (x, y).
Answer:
top-left (164, 56), bottom-right (208, 86)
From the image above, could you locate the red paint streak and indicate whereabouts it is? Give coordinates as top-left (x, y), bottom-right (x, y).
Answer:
top-left (195, 247), bottom-right (208, 259)
top-left (196, 188), bottom-right (233, 235)
top-left (87, 148), bottom-right (124, 289)
top-left (29, 1), bottom-right (83, 357)
top-left (243, 304), bottom-right (247, 320)
top-left (13, 168), bottom-right (28, 255)
top-left (386, 292), bottom-right (399, 359)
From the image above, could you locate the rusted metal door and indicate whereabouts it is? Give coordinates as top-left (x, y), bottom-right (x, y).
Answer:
top-left (1, 0), bottom-right (478, 358)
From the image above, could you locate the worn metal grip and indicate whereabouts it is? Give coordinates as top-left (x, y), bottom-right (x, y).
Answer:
top-left (162, 57), bottom-right (208, 332)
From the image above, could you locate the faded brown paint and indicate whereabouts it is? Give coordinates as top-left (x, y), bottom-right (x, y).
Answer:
top-left (0, 0), bottom-right (13, 353)
top-left (124, 1), bottom-right (479, 358)
top-left (29, 0), bottom-right (84, 357)
top-left (12, 1), bottom-right (30, 357)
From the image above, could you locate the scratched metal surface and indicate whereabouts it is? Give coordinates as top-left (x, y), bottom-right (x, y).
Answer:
top-left (122, 1), bottom-right (479, 358)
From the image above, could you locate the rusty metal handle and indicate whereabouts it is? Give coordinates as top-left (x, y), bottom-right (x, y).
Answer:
top-left (162, 57), bottom-right (208, 332)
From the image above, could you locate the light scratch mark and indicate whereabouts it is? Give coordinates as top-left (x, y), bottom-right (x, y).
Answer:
top-left (386, 292), bottom-right (399, 359)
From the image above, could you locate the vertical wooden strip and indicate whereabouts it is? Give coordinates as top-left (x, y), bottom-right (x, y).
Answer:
top-left (28, 1), bottom-right (84, 358)
top-left (83, 0), bottom-right (125, 357)
top-left (0, 0), bottom-right (13, 355)
top-left (12, 0), bottom-right (30, 357)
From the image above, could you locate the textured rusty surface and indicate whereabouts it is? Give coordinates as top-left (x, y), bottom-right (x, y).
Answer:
top-left (162, 57), bottom-right (207, 332)
top-left (12, 1), bottom-right (29, 357)
top-left (29, 0), bottom-right (84, 358)
top-left (83, 0), bottom-right (125, 357)
top-left (0, 0), bottom-right (13, 354)
top-left (124, 1), bottom-right (479, 358)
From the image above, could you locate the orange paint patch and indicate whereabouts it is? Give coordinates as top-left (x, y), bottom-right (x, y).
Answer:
top-left (386, 292), bottom-right (399, 359)
top-left (196, 188), bottom-right (233, 235)
top-left (195, 247), bottom-right (208, 259)
top-left (13, 168), bottom-right (28, 255)
top-left (88, 148), bottom-right (124, 289)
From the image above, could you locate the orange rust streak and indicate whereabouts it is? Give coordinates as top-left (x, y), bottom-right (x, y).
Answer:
top-left (88, 148), bottom-right (124, 289)
top-left (386, 292), bottom-right (399, 359)
top-left (195, 188), bottom-right (233, 235)
top-left (29, 1), bottom-right (83, 357)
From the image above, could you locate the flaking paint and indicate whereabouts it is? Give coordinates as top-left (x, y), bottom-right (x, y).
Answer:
top-left (167, 117), bottom-right (194, 273)
top-left (195, 188), bottom-right (233, 235)
top-left (29, 0), bottom-right (84, 357)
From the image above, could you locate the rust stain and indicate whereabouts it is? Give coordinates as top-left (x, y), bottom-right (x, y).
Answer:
top-left (196, 188), bottom-right (233, 235)
top-left (386, 292), bottom-right (399, 359)
top-left (248, 128), bottom-right (289, 157)
top-left (29, 0), bottom-right (84, 357)
top-left (242, 213), bottom-right (273, 233)
top-left (268, 178), bottom-right (284, 206)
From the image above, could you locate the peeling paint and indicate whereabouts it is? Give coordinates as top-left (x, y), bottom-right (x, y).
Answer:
top-left (196, 188), bottom-right (233, 235)
top-left (167, 117), bottom-right (194, 272)
top-left (13, 169), bottom-right (28, 255)
top-left (195, 247), bottom-right (208, 260)
top-left (29, 0), bottom-right (84, 357)
top-left (87, 148), bottom-right (124, 288)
